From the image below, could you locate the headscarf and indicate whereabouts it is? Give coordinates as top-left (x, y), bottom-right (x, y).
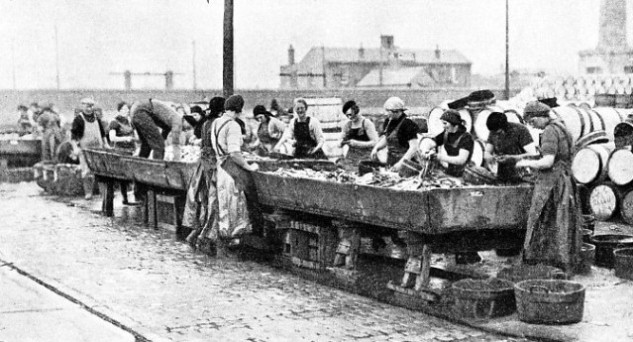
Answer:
top-left (440, 109), bottom-right (463, 126)
top-left (523, 101), bottom-right (551, 120)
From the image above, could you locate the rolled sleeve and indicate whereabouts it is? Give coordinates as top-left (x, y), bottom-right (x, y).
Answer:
top-left (310, 117), bottom-right (325, 145)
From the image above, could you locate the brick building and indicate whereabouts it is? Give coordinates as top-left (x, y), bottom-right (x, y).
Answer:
top-left (279, 35), bottom-right (471, 89)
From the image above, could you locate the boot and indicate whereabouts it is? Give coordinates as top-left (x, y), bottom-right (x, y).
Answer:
top-left (82, 176), bottom-right (94, 200)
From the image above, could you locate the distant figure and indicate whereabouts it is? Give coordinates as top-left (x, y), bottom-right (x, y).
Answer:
top-left (269, 98), bottom-right (287, 118)
top-left (274, 98), bottom-right (327, 159)
top-left (55, 140), bottom-right (80, 165)
top-left (38, 106), bottom-right (63, 162)
top-left (129, 99), bottom-right (183, 161)
top-left (16, 105), bottom-right (32, 136)
top-left (251, 105), bottom-right (286, 156)
top-left (71, 97), bottom-right (108, 199)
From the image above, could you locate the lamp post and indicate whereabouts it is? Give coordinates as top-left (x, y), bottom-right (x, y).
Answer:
top-left (223, 0), bottom-right (234, 98)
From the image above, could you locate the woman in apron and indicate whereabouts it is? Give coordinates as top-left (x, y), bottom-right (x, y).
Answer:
top-left (370, 97), bottom-right (420, 171)
top-left (207, 95), bottom-right (262, 254)
top-left (108, 101), bottom-right (138, 205)
top-left (71, 97), bottom-right (107, 200)
top-left (251, 105), bottom-right (286, 156)
top-left (420, 109), bottom-right (474, 178)
top-left (516, 101), bottom-right (581, 273)
top-left (183, 97), bottom-right (225, 249)
top-left (338, 100), bottom-right (378, 171)
top-left (274, 98), bottom-right (327, 159)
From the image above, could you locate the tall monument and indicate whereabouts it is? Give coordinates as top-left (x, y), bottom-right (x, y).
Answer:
top-left (579, 0), bottom-right (633, 74)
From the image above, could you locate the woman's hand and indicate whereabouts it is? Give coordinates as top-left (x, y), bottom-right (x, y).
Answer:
top-left (515, 159), bottom-right (530, 168)
top-left (390, 161), bottom-right (403, 173)
top-left (249, 163), bottom-right (259, 172)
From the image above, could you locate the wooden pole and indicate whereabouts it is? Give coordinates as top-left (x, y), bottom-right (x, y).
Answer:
top-left (192, 40), bottom-right (197, 91)
top-left (223, 0), bottom-right (234, 98)
top-left (504, 0), bottom-right (510, 100)
top-left (55, 24), bottom-right (61, 90)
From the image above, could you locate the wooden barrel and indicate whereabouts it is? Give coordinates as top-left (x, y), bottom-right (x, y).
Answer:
top-left (550, 107), bottom-right (592, 144)
top-left (575, 130), bottom-right (609, 150)
top-left (572, 143), bottom-right (614, 185)
top-left (593, 107), bottom-right (626, 141)
top-left (614, 121), bottom-right (633, 149)
top-left (589, 182), bottom-right (622, 221)
top-left (607, 148), bottom-right (633, 186)
top-left (472, 108), bottom-right (520, 142)
top-left (427, 107), bottom-right (472, 136)
top-left (619, 190), bottom-right (633, 225)
top-left (470, 139), bottom-right (485, 167)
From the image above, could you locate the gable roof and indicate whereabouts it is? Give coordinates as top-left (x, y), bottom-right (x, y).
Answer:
top-left (356, 67), bottom-right (436, 87)
top-left (320, 47), bottom-right (471, 65)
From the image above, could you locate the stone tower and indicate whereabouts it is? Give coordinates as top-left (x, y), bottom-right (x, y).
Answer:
top-left (579, 0), bottom-right (633, 74)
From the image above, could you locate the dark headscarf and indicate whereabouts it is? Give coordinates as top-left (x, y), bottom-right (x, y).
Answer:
top-left (208, 96), bottom-right (225, 119)
top-left (224, 94), bottom-right (244, 112)
top-left (440, 109), bottom-right (463, 126)
top-left (486, 112), bottom-right (508, 131)
top-left (523, 101), bottom-right (551, 120)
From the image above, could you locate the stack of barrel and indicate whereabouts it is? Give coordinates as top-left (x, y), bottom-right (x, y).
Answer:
top-left (571, 110), bottom-right (633, 225)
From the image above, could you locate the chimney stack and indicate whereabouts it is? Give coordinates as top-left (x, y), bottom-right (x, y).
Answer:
top-left (598, 0), bottom-right (628, 51)
top-left (358, 44), bottom-right (365, 59)
top-left (435, 45), bottom-right (441, 60)
top-left (380, 35), bottom-right (394, 50)
top-left (288, 45), bottom-right (295, 65)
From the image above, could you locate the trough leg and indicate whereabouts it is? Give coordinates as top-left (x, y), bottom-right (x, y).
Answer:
top-left (145, 189), bottom-right (158, 229)
top-left (98, 179), bottom-right (115, 217)
top-left (333, 224), bottom-right (361, 269)
top-left (387, 232), bottom-right (438, 302)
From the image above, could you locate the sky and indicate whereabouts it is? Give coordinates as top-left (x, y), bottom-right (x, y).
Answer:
top-left (0, 0), bottom-right (629, 90)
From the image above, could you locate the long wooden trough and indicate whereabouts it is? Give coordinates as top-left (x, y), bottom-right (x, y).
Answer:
top-left (252, 172), bottom-right (533, 233)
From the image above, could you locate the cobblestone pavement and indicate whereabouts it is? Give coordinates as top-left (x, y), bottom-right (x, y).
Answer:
top-left (0, 183), bottom-right (532, 342)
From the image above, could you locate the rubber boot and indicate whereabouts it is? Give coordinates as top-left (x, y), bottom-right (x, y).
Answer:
top-left (83, 176), bottom-right (94, 200)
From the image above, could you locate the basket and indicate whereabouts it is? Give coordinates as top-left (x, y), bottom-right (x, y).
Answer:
top-left (614, 248), bottom-right (633, 280)
top-left (451, 278), bottom-right (516, 319)
top-left (497, 264), bottom-right (567, 283)
top-left (590, 234), bottom-right (633, 268)
top-left (515, 279), bottom-right (585, 324)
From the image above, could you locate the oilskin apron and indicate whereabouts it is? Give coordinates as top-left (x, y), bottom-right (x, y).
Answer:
top-left (208, 118), bottom-right (253, 240)
top-left (385, 118), bottom-right (408, 166)
top-left (294, 117), bottom-right (327, 159)
top-left (78, 113), bottom-right (104, 177)
top-left (523, 121), bottom-right (581, 272)
top-left (441, 129), bottom-right (471, 177)
top-left (344, 119), bottom-right (370, 162)
top-left (182, 119), bottom-right (217, 232)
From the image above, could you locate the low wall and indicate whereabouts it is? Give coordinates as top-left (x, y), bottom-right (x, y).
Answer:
top-left (0, 88), bottom-right (520, 126)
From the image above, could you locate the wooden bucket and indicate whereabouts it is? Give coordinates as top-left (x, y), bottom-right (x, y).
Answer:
top-left (514, 280), bottom-right (585, 324)
top-left (571, 143), bottom-right (614, 185)
top-left (607, 149), bottom-right (633, 186)
top-left (427, 107), bottom-right (471, 136)
top-left (614, 248), bottom-right (633, 280)
top-left (590, 234), bottom-right (633, 268)
top-left (451, 278), bottom-right (516, 319)
top-left (589, 182), bottom-right (623, 221)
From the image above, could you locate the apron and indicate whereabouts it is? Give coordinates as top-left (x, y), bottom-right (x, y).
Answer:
top-left (78, 113), bottom-right (104, 177)
top-left (112, 117), bottom-right (135, 152)
top-left (344, 119), bottom-right (370, 162)
top-left (385, 118), bottom-right (408, 166)
top-left (523, 121), bottom-right (581, 272)
top-left (256, 120), bottom-right (278, 156)
top-left (209, 118), bottom-right (253, 240)
top-left (294, 117), bottom-right (327, 159)
top-left (441, 128), bottom-right (471, 177)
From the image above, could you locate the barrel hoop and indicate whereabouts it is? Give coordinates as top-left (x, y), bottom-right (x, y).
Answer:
top-left (587, 108), bottom-right (606, 132)
top-left (570, 106), bottom-right (589, 136)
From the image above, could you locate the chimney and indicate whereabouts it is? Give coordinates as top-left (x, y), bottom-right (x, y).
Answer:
top-left (165, 70), bottom-right (174, 90)
top-left (124, 70), bottom-right (131, 91)
top-left (598, 0), bottom-right (628, 51)
top-left (288, 45), bottom-right (295, 65)
top-left (435, 45), bottom-right (441, 60)
top-left (358, 44), bottom-right (365, 59)
top-left (380, 35), bottom-right (394, 50)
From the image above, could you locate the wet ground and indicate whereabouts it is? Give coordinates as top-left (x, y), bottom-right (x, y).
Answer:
top-left (0, 182), bottom-right (533, 342)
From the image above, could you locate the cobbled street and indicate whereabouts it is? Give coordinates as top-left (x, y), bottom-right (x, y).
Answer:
top-left (0, 182), bottom-right (532, 342)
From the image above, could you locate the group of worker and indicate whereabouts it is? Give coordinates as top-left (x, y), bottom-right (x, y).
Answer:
top-left (33, 90), bottom-right (579, 273)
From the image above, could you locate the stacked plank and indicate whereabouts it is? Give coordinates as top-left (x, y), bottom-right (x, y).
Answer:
top-left (572, 120), bottom-right (633, 224)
